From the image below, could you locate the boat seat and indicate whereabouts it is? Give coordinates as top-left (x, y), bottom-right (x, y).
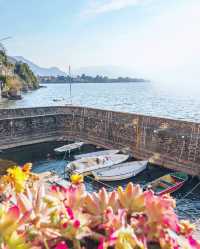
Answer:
top-left (156, 186), bottom-right (166, 192)
top-left (160, 180), bottom-right (174, 186)
top-left (171, 174), bottom-right (185, 181)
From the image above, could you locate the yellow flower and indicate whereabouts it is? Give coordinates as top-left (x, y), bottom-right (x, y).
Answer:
top-left (70, 174), bottom-right (84, 185)
top-left (7, 166), bottom-right (29, 193)
top-left (22, 163), bottom-right (32, 173)
top-left (113, 227), bottom-right (144, 249)
top-left (179, 220), bottom-right (195, 234)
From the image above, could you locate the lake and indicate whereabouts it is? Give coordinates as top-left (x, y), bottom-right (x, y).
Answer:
top-left (0, 82), bottom-right (200, 122)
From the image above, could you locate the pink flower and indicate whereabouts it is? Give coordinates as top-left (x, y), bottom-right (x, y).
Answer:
top-left (97, 237), bottom-right (105, 249)
top-left (66, 207), bottom-right (74, 220)
top-left (55, 241), bottom-right (68, 249)
top-left (8, 205), bottom-right (20, 220)
top-left (73, 219), bottom-right (80, 229)
top-left (62, 222), bottom-right (68, 229)
top-left (51, 185), bottom-right (59, 192)
top-left (188, 236), bottom-right (200, 248)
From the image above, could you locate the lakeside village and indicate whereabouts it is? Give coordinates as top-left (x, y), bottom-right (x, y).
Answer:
top-left (39, 75), bottom-right (148, 84)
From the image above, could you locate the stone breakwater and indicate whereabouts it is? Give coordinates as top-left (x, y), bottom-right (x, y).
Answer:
top-left (0, 106), bottom-right (200, 176)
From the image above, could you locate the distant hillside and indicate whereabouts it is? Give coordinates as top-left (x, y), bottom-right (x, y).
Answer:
top-left (0, 51), bottom-right (39, 99)
top-left (14, 56), bottom-right (67, 76)
top-left (13, 57), bottom-right (142, 79)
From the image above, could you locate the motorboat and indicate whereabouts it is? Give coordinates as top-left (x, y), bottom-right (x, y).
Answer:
top-left (66, 154), bottom-right (129, 176)
top-left (93, 160), bottom-right (148, 181)
top-left (74, 149), bottom-right (119, 160)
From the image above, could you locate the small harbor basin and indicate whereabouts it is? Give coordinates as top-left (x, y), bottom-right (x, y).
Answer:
top-left (0, 141), bottom-right (200, 222)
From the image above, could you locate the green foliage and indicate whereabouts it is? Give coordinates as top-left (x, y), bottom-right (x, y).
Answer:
top-left (0, 50), bottom-right (7, 65)
top-left (0, 75), bottom-right (6, 83)
top-left (14, 63), bottom-right (39, 89)
top-left (0, 49), bottom-right (39, 93)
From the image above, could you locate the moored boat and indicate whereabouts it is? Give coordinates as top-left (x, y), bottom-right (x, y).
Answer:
top-left (147, 172), bottom-right (188, 196)
top-left (54, 142), bottom-right (84, 154)
top-left (53, 98), bottom-right (64, 102)
top-left (66, 154), bottom-right (129, 176)
top-left (74, 149), bottom-right (119, 160)
top-left (92, 160), bottom-right (148, 181)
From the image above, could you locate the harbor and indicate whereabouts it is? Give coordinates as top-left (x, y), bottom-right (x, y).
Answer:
top-left (0, 106), bottom-right (200, 246)
top-left (0, 140), bottom-right (200, 223)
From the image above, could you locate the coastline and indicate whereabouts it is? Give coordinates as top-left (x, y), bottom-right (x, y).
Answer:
top-left (40, 80), bottom-right (150, 84)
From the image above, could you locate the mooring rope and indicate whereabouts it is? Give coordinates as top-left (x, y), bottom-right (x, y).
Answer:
top-left (85, 175), bottom-right (114, 190)
top-left (177, 181), bottom-right (200, 205)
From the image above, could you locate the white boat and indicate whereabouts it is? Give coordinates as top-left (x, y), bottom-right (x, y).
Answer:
top-left (54, 142), bottom-right (84, 154)
top-left (66, 154), bottom-right (129, 176)
top-left (93, 160), bottom-right (148, 181)
top-left (53, 98), bottom-right (64, 102)
top-left (74, 149), bottom-right (119, 160)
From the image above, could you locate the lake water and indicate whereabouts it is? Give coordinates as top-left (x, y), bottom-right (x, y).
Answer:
top-left (0, 82), bottom-right (200, 122)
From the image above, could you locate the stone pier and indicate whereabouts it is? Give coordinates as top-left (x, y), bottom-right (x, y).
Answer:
top-left (0, 106), bottom-right (200, 176)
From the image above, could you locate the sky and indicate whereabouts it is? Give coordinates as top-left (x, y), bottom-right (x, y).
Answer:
top-left (0, 0), bottom-right (200, 84)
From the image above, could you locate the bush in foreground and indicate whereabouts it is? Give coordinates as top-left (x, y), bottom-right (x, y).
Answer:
top-left (0, 164), bottom-right (199, 249)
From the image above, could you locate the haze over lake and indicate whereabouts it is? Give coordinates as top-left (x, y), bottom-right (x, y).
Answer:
top-left (0, 82), bottom-right (199, 122)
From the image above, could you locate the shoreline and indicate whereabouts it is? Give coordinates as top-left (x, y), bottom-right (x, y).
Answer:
top-left (40, 80), bottom-right (150, 84)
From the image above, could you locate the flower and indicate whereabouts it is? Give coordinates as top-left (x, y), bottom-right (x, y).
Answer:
top-left (0, 164), bottom-right (200, 249)
top-left (55, 241), bottom-right (69, 249)
top-left (179, 220), bottom-right (195, 235)
top-left (118, 183), bottom-right (145, 214)
top-left (84, 188), bottom-right (119, 227)
top-left (0, 205), bottom-right (31, 248)
top-left (109, 226), bottom-right (145, 249)
top-left (22, 163), bottom-right (32, 173)
top-left (70, 174), bottom-right (84, 185)
top-left (6, 166), bottom-right (29, 193)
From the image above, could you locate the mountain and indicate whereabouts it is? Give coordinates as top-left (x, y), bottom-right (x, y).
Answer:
top-left (13, 56), bottom-right (143, 78)
top-left (13, 56), bottom-right (67, 76)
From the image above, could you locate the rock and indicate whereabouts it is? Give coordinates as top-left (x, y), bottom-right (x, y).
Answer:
top-left (8, 88), bottom-right (22, 100)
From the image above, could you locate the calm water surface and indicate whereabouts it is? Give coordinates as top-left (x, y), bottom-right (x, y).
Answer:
top-left (0, 82), bottom-right (200, 122)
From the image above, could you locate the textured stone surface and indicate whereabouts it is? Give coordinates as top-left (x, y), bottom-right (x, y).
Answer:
top-left (0, 106), bottom-right (200, 175)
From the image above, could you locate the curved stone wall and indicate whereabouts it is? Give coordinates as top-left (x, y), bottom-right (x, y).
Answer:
top-left (0, 106), bottom-right (200, 176)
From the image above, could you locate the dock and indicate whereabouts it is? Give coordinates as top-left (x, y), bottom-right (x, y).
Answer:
top-left (54, 142), bottom-right (84, 154)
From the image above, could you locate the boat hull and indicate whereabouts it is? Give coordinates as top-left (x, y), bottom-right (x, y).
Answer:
top-left (148, 172), bottom-right (188, 196)
top-left (93, 161), bottom-right (147, 181)
top-left (67, 154), bottom-right (129, 175)
top-left (156, 181), bottom-right (185, 196)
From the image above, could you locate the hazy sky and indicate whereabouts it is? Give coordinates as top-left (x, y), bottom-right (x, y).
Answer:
top-left (1, 0), bottom-right (200, 83)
